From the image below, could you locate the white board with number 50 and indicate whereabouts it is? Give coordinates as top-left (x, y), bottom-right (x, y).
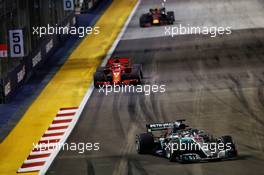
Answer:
top-left (9, 29), bottom-right (24, 57)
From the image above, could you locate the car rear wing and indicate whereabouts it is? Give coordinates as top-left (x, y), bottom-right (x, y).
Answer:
top-left (146, 120), bottom-right (187, 132)
top-left (107, 57), bottom-right (130, 65)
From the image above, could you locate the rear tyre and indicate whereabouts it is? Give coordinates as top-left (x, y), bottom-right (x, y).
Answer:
top-left (167, 11), bottom-right (175, 24)
top-left (140, 14), bottom-right (151, 27)
top-left (140, 14), bottom-right (146, 27)
top-left (220, 135), bottom-right (235, 148)
top-left (96, 67), bottom-right (105, 72)
top-left (94, 72), bottom-right (106, 88)
top-left (220, 135), bottom-right (237, 158)
top-left (130, 66), bottom-right (142, 85)
top-left (136, 133), bottom-right (154, 154)
top-left (165, 141), bottom-right (178, 162)
top-left (133, 64), bottom-right (143, 79)
top-left (130, 71), bottom-right (141, 84)
top-left (166, 149), bottom-right (177, 162)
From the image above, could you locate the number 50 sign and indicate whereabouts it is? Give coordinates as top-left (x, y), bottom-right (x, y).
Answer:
top-left (9, 29), bottom-right (24, 57)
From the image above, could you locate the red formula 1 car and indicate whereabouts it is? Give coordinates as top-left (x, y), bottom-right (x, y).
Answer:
top-left (140, 7), bottom-right (175, 27)
top-left (93, 57), bottom-right (143, 88)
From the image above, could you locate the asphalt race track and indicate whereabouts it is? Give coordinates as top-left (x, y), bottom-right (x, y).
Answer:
top-left (47, 0), bottom-right (264, 174)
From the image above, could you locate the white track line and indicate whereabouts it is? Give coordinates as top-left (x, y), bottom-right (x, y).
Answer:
top-left (39, 1), bottom-right (141, 174)
top-left (53, 116), bottom-right (74, 121)
top-left (24, 158), bottom-right (49, 164)
top-left (49, 123), bottom-right (69, 128)
top-left (30, 150), bottom-right (53, 156)
top-left (19, 166), bottom-right (42, 173)
top-left (33, 143), bottom-right (59, 149)
top-left (45, 129), bottom-right (67, 134)
top-left (57, 109), bottom-right (78, 114)
top-left (40, 136), bottom-right (62, 141)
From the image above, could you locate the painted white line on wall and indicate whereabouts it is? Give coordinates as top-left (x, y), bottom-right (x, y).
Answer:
top-left (19, 166), bottom-right (42, 173)
top-left (40, 136), bottom-right (62, 141)
top-left (24, 158), bottom-right (49, 164)
top-left (32, 143), bottom-right (58, 149)
top-left (49, 123), bottom-right (69, 128)
top-left (38, 1), bottom-right (141, 175)
top-left (57, 109), bottom-right (78, 114)
top-left (45, 129), bottom-right (67, 134)
top-left (30, 150), bottom-right (53, 156)
top-left (17, 108), bottom-right (77, 173)
top-left (53, 116), bottom-right (74, 121)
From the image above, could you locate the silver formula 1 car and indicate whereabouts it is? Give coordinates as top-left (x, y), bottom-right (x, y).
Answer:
top-left (136, 120), bottom-right (238, 163)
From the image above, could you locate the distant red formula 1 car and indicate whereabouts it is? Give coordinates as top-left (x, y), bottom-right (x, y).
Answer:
top-left (93, 57), bottom-right (143, 88)
top-left (140, 7), bottom-right (175, 27)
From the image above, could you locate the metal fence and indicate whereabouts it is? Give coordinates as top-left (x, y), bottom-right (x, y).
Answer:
top-left (0, 0), bottom-right (103, 103)
top-left (0, 0), bottom-right (101, 103)
top-left (0, 0), bottom-right (76, 103)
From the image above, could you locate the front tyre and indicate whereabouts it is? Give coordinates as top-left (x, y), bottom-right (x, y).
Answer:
top-left (166, 150), bottom-right (176, 162)
top-left (136, 133), bottom-right (154, 154)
